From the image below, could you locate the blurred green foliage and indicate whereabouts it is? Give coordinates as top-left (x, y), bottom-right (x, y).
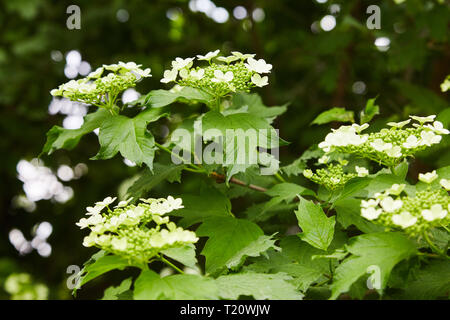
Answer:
top-left (0, 0), bottom-right (448, 299)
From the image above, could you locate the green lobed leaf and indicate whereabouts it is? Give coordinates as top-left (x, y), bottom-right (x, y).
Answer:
top-left (311, 107), bottom-right (355, 125)
top-left (231, 92), bottom-right (288, 123)
top-left (196, 216), bottom-right (276, 275)
top-left (91, 108), bottom-right (167, 169)
top-left (41, 108), bottom-right (110, 155)
top-left (334, 198), bottom-right (385, 233)
top-left (215, 272), bottom-right (303, 300)
top-left (360, 97), bottom-right (380, 124)
top-left (295, 197), bottom-right (336, 251)
top-left (145, 87), bottom-right (214, 108)
top-left (133, 270), bottom-right (219, 300)
top-left (170, 187), bottom-right (231, 227)
top-left (126, 163), bottom-right (185, 199)
top-left (101, 277), bottom-right (133, 300)
top-left (330, 232), bottom-right (417, 299)
top-left (160, 244), bottom-right (197, 269)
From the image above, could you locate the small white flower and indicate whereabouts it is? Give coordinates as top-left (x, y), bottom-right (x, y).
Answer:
top-left (384, 145), bottom-right (402, 158)
top-left (303, 169), bottom-right (313, 179)
top-left (82, 234), bottom-right (97, 247)
top-left (96, 196), bottom-right (117, 206)
top-left (409, 115), bottom-right (436, 124)
top-left (85, 205), bottom-right (104, 216)
top-left (87, 67), bottom-right (104, 79)
top-left (161, 69), bottom-right (178, 83)
top-left (251, 73), bottom-right (268, 87)
top-left (440, 178), bottom-right (450, 191)
top-left (171, 57), bottom-right (194, 70)
top-left (189, 69), bottom-right (205, 80)
top-left (421, 204), bottom-right (448, 221)
top-left (318, 141), bottom-right (331, 153)
top-left (115, 198), bottom-right (133, 208)
top-left (351, 123), bottom-right (369, 133)
top-left (211, 70), bottom-right (234, 83)
top-left (424, 121), bottom-right (450, 135)
top-left (216, 56), bottom-right (240, 64)
top-left (419, 130), bottom-right (442, 146)
top-left (403, 135), bottom-right (419, 149)
top-left (318, 155), bottom-right (329, 164)
top-left (231, 51), bottom-right (255, 60)
top-left (76, 218), bottom-right (89, 229)
top-left (380, 196), bottom-right (403, 212)
top-left (370, 139), bottom-right (391, 152)
top-left (167, 196), bottom-right (184, 210)
top-left (111, 238), bottom-right (128, 251)
top-left (361, 199), bottom-right (380, 208)
top-left (386, 184), bottom-right (405, 196)
top-left (392, 211), bottom-right (417, 228)
top-left (196, 50), bottom-right (220, 61)
top-left (244, 57), bottom-right (272, 73)
top-left (361, 207), bottom-right (382, 220)
top-left (418, 170), bottom-right (438, 184)
top-left (355, 166), bottom-right (369, 177)
top-left (330, 177), bottom-right (341, 184)
top-left (87, 214), bottom-right (104, 225)
top-left (387, 119), bottom-right (411, 128)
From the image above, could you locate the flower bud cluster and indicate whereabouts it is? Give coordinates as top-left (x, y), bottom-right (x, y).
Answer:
top-left (76, 196), bottom-right (198, 264)
top-left (318, 116), bottom-right (448, 167)
top-left (360, 173), bottom-right (450, 235)
top-left (303, 159), bottom-right (369, 190)
top-left (160, 50), bottom-right (271, 97)
top-left (50, 62), bottom-right (151, 107)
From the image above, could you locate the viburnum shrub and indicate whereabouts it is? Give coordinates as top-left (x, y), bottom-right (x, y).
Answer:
top-left (42, 51), bottom-right (450, 300)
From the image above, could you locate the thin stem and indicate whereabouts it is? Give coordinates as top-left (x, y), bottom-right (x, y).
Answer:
top-left (154, 142), bottom-right (204, 172)
top-left (423, 232), bottom-right (449, 259)
top-left (159, 255), bottom-right (184, 274)
top-left (275, 172), bottom-right (286, 183)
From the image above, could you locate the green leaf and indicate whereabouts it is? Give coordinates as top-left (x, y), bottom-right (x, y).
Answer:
top-left (330, 232), bottom-right (417, 299)
top-left (41, 109), bottom-right (110, 155)
top-left (401, 260), bottom-right (450, 299)
top-left (231, 92), bottom-right (288, 123)
top-left (160, 244), bottom-right (197, 269)
top-left (102, 277), bottom-right (132, 300)
top-left (311, 107), bottom-right (354, 125)
top-left (216, 273), bottom-right (303, 300)
top-left (266, 182), bottom-right (315, 202)
top-left (331, 177), bottom-right (371, 203)
top-left (392, 161), bottom-right (409, 180)
top-left (246, 236), bottom-right (331, 291)
top-left (202, 110), bottom-right (288, 180)
top-left (360, 97), bottom-right (380, 124)
top-left (77, 254), bottom-right (136, 290)
top-left (170, 187), bottom-right (231, 227)
top-left (133, 270), bottom-right (219, 300)
top-left (92, 109), bottom-right (167, 169)
top-left (295, 197), bottom-right (335, 251)
top-left (281, 147), bottom-right (323, 177)
top-left (334, 198), bottom-right (385, 233)
top-left (146, 87), bottom-right (213, 108)
top-left (126, 163), bottom-right (185, 199)
top-left (196, 216), bottom-right (276, 275)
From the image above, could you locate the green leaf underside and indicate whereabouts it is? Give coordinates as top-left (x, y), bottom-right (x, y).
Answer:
top-left (91, 108), bottom-right (167, 169)
top-left (170, 188), bottom-right (231, 227)
top-left (330, 232), bottom-right (417, 299)
top-left (126, 163), bottom-right (185, 199)
top-left (134, 270), bottom-right (219, 300)
top-left (202, 110), bottom-right (288, 180)
top-left (160, 244), bottom-right (198, 269)
top-left (196, 216), bottom-right (277, 275)
top-left (246, 236), bottom-right (331, 291)
top-left (295, 197), bottom-right (336, 251)
top-left (146, 87), bottom-right (214, 108)
top-left (311, 107), bottom-right (355, 125)
top-left (102, 277), bottom-right (133, 300)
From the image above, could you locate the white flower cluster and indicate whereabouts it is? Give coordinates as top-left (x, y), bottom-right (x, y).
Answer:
top-left (50, 62), bottom-right (151, 108)
top-left (76, 196), bottom-right (197, 264)
top-left (160, 50), bottom-right (272, 97)
top-left (318, 116), bottom-right (448, 167)
top-left (360, 172), bottom-right (450, 234)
